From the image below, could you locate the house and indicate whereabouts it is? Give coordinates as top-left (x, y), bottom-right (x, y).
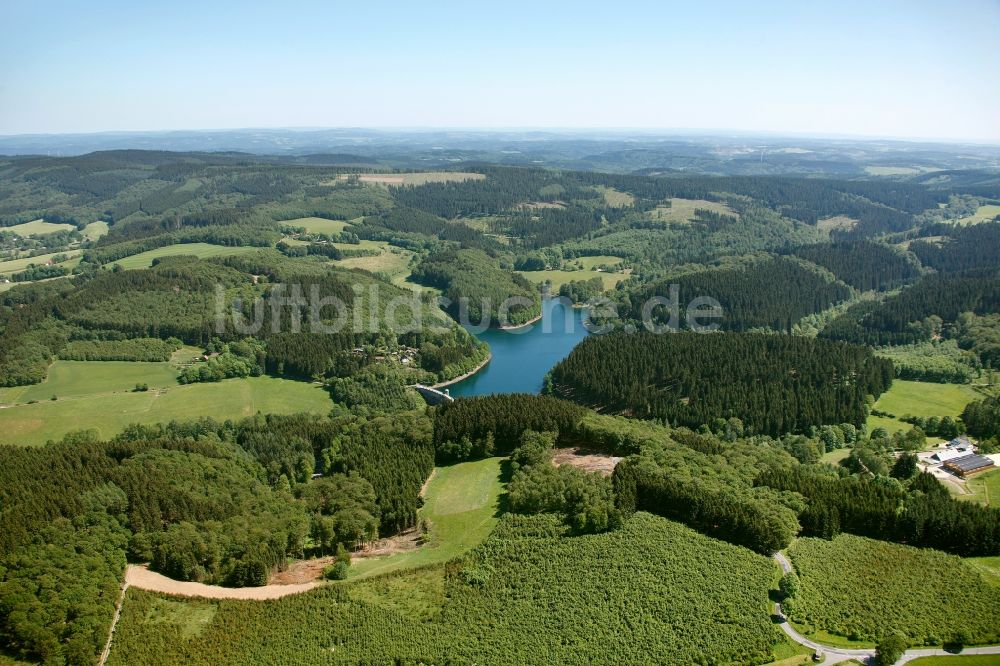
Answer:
top-left (943, 454), bottom-right (996, 478)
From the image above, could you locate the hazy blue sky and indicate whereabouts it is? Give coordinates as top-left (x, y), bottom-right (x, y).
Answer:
top-left (1, 0), bottom-right (998, 141)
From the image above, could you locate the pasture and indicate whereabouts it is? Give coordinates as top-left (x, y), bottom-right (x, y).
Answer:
top-left (950, 204), bottom-right (1000, 226)
top-left (863, 166), bottom-right (923, 176)
top-left (0, 250), bottom-right (81, 275)
top-left (596, 186), bottom-right (635, 207)
top-left (11, 359), bottom-right (183, 403)
top-left (334, 247), bottom-right (413, 283)
top-left (3, 219), bottom-right (76, 236)
top-left (348, 456), bottom-right (505, 579)
top-left (519, 268), bottom-right (626, 291)
top-left (326, 172), bottom-right (485, 186)
top-left (866, 379), bottom-right (980, 435)
top-left (111, 243), bottom-right (262, 269)
top-left (282, 216), bottom-right (352, 234)
top-left (82, 220), bottom-right (110, 241)
top-left (648, 197), bottom-right (738, 223)
top-left (0, 367), bottom-right (334, 446)
top-left (518, 254), bottom-right (626, 291)
top-left (961, 468), bottom-right (1000, 507)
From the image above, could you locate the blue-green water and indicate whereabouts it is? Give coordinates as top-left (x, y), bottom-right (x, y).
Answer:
top-left (447, 299), bottom-right (589, 397)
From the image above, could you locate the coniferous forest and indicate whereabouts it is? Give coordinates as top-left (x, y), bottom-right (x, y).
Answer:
top-left (549, 331), bottom-right (894, 434)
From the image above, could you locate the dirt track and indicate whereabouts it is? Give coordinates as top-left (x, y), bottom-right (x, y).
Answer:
top-left (126, 565), bottom-right (321, 600)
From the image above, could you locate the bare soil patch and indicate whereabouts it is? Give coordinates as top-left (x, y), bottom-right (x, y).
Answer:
top-left (126, 565), bottom-right (320, 600)
top-left (552, 447), bottom-right (622, 476)
top-left (271, 529), bottom-right (426, 584)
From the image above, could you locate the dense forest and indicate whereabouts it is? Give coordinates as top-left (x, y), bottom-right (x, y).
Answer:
top-left (624, 256), bottom-right (851, 332)
top-left (820, 271), bottom-right (1000, 347)
top-left (411, 248), bottom-right (541, 327)
top-left (549, 331), bottom-right (893, 435)
top-left (789, 241), bottom-right (921, 291)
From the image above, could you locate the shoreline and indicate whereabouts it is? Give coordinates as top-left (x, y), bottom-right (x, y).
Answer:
top-left (498, 311), bottom-right (543, 331)
top-left (431, 352), bottom-right (493, 390)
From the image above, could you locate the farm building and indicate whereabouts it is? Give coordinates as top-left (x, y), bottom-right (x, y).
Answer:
top-left (942, 454), bottom-right (996, 478)
top-left (930, 437), bottom-right (976, 463)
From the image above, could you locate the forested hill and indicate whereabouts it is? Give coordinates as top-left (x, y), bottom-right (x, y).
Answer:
top-left (548, 331), bottom-right (893, 435)
top-left (624, 256), bottom-right (851, 332)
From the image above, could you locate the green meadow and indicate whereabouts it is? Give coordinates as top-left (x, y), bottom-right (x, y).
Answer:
top-left (962, 469), bottom-right (1000, 507)
top-left (518, 254), bottom-right (626, 291)
top-left (111, 243), bottom-right (262, 269)
top-left (4, 219), bottom-right (76, 236)
top-left (866, 379), bottom-right (980, 435)
top-left (282, 216), bottom-right (352, 234)
top-left (951, 204), bottom-right (1000, 226)
top-left (82, 220), bottom-right (110, 241)
top-left (0, 250), bottom-right (81, 275)
top-left (348, 457), bottom-right (505, 580)
top-left (0, 357), bottom-right (334, 446)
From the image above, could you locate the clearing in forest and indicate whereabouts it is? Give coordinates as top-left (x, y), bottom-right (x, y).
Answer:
top-left (111, 243), bottom-right (261, 270)
top-left (326, 172), bottom-right (485, 186)
top-left (282, 216), bottom-right (352, 234)
top-left (648, 197), bottom-right (737, 223)
top-left (347, 456), bottom-right (505, 579)
top-left (0, 372), bottom-right (334, 446)
top-left (866, 379), bottom-right (980, 435)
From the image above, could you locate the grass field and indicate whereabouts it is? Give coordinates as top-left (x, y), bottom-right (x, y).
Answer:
top-left (864, 166), bottom-right (923, 176)
top-left (518, 269), bottom-right (626, 291)
top-left (325, 172), bottom-right (485, 186)
top-left (518, 255), bottom-right (627, 291)
top-left (819, 447), bottom-right (851, 465)
top-left (82, 220), bottom-right (109, 241)
top-left (336, 246), bottom-right (413, 281)
top-left (961, 468), bottom-right (1000, 507)
top-left (648, 197), bottom-right (737, 223)
top-left (112, 243), bottom-right (262, 269)
top-left (348, 457), bottom-right (505, 579)
top-left (967, 557), bottom-right (1000, 588)
top-left (0, 366), bottom-right (333, 446)
top-left (949, 204), bottom-right (1000, 226)
top-left (0, 249), bottom-right (81, 275)
top-left (12, 359), bottom-right (183, 403)
top-left (3, 219), bottom-right (76, 236)
top-left (281, 216), bottom-right (352, 234)
top-left (597, 186), bottom-right (636, 207)
top-left (866, 379), bottom-right (980, 435)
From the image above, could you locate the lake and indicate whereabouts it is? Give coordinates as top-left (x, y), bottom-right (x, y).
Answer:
top-left (447, 298), bottom-right (590, 397)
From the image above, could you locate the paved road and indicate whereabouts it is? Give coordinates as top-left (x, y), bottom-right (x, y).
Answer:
top-left (771, 552), bottom-right (1000, 665)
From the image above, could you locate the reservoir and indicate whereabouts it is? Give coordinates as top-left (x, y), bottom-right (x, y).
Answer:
top-left (447, 298), bottom-right (590, 397)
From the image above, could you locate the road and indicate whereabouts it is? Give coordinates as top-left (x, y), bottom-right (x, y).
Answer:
top-left (772, 552), bottom-right (1000, 665)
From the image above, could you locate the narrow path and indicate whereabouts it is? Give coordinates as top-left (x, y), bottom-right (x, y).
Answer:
top-left (772, 553), bottom-right (1000, 665)
top-left (98, 579), bottom-right (129, 666)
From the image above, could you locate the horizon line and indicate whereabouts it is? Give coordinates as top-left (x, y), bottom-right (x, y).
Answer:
top-left (1, 126), bottom-right (999, 148)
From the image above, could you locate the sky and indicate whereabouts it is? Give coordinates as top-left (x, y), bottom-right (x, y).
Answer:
top-left (1, 0), bottom-right (998, 142)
